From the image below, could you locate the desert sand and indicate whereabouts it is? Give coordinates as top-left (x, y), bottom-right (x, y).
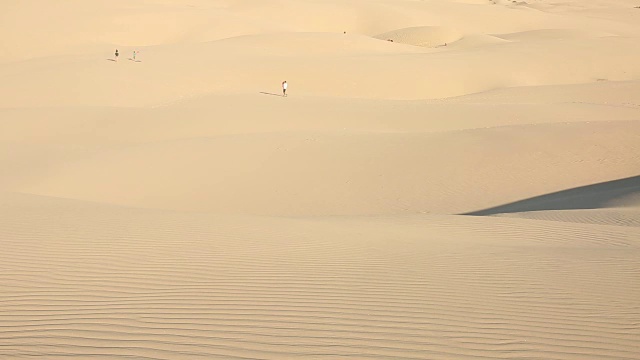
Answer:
top-left (1, 0), bottom-right (639, 359)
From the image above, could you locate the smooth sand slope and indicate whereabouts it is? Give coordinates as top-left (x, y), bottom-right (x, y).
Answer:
top-left (1, 0), bottom-right (640, 359)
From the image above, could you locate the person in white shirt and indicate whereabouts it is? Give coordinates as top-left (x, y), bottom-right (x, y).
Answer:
top-left (282, 81), bottom-right (288, 97)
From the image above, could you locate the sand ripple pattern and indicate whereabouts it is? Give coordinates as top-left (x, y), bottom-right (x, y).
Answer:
top-left (498, 209), bottom-right (640, 227)
top-left (1, 201), bottom-right (639, 359)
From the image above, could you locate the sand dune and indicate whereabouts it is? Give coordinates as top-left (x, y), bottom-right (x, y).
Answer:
top-left (3, 0), bottom-right (640, 106)
top-left (3, 120), bottom-right (638, 215)
top-left (467, 176), bottom-right (640, 216)
top-left (1, 194), bottom-right (639, 359)
top-left (2, 33), bottom-right (640, 106)
top-left (498, 208), bottom-right (640, 227)
top-left (374, 26), bottom-right (462, 47)
top-left (1, 0), bottom-right (639, 359)
top-left (495, 28), bottom-right (610, 41)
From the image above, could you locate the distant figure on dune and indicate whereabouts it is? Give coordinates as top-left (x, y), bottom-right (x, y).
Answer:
top-left (282, 81), bottom-right (288, 97)
top-left (133, 50), bottom-right (138, 61)
top-left (115, 49), bottom-right (119, 62)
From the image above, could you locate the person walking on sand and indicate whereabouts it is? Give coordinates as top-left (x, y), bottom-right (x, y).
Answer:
top-left (115, 49), bottom-right (119, 62)
top-left (282, 80), bottom-right (288, 97)
top-left (132, 50), bottom-right (137, 61)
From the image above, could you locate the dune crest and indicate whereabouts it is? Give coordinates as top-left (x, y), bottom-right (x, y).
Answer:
top-left (374, 26), bottom-right (461, 47)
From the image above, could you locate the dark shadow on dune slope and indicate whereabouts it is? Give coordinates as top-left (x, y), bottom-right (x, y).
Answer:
top-left (463, 175), bottom-right (640, 216)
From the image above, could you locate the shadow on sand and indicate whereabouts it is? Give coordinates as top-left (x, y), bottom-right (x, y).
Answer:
top-left (463, 175), bottom-right (640, 216)
top-left (259, 92), bottom-right (283, 97)
top-left (106, 58), bottom-right (116, 62)
top-left (128, 58), bottom-right (142, 62)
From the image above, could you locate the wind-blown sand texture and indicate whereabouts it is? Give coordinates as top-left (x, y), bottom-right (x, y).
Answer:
top-left (1, 0), bottom-right (639, 359)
